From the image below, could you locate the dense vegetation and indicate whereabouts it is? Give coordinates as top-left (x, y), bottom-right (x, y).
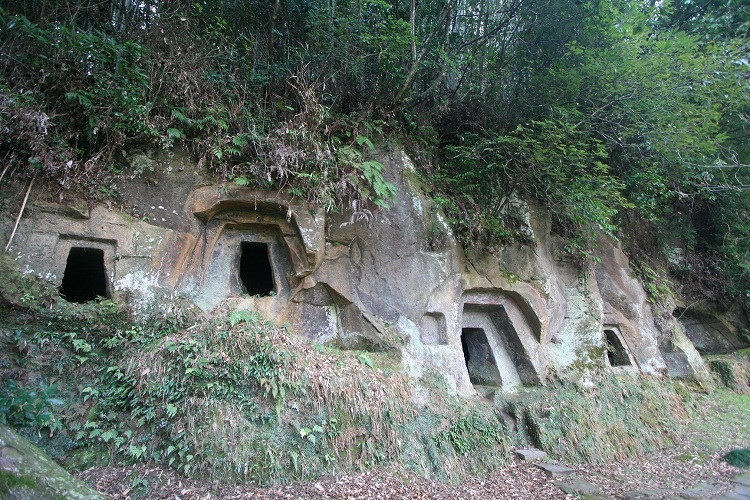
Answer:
top-left (0, 0), bottom-right (747, 306)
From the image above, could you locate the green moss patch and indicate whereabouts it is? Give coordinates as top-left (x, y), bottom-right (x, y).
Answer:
top-left (0, 469), bottom-right (38, 493)
top-left (0, 425), bottom-right (102, 499)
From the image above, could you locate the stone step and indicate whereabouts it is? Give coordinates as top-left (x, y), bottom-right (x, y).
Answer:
top-left (554, 478), bottom-right (601, 496)
top-left (515, 448), bottom-right (547, 462)
top-left (718, 484), bottom-right (750, 500)
top-left (621, 488), bottom-right (675, 499)
top-left (534, 462), bottom-right (575, 478)
top-left (676, 481), bottom-right (722, 498)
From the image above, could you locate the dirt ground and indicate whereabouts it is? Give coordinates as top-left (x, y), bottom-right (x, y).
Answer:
top-left (77, 389), bottom-right (750, 499)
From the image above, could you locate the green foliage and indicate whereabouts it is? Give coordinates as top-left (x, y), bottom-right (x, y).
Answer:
top-left (696, 190), bottom-right (750, 310)
top-left (297, 418), bottom-right (339, 447)
top-left (631, 262), bottom-right (675, 305)
top-left (434, 410), bottom-right (507, 456)
top-left (709, 359), bottom-right (737, 389)
top-left (440, 119), bottom-right (628, 252)
top-left (0, 13), bottom-right (156, 190)
top-left (0, 380), bottom-right (62, 429)
top-left (1, 0), bottom-right (747, 303)
top-left (229, 308), bottom-right (260, 327)
top-left (0, 285), bottom-right (415, 484)
top-left (547, 23), bottom-right (745, 222)
top-left (126, 472), bottom-right (152, 499)
top-left (18, 307), bottom-right (299, 480)
top-left (723, 449), bottom-right (750, 468)
top-left (339, 142), bottom-right (397, 209)
top-left (356, 352), bottom-right (375, 369)
top-left (706, 354), bottom-right (750, 394)
top-left (0, 7), bottom-right (398, 215)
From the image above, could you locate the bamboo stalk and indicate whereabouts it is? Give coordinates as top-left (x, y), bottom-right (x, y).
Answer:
top-left (4, 173), bottom-right (36, 253)
top-left (0, 163), bottom-right (10, 184)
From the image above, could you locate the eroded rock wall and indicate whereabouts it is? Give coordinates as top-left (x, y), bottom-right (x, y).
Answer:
top-left (5, 147), bottom-right (736, 397)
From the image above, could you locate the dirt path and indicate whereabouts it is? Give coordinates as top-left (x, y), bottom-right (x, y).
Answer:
top-left (77, 389), bottom-right (750, 499)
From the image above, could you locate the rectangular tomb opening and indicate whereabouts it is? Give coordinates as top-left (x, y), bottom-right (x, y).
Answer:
top-left (420, 312), bottom-right (447, 345)
top-left (60, 247), bottom-right (108, 303)
top-left (604, 329), bottom-right (631, 367)
top-left (239, 242), bottom-right (275, 296)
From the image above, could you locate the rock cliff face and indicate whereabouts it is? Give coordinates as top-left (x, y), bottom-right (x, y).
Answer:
top-left (4, 147), bottom-right (745, 396)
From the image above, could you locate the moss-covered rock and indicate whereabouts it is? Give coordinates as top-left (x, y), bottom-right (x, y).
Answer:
top-left (0, 425), bottom-right (102, 499)
top-left (706, 354), bottom-right (750, 394)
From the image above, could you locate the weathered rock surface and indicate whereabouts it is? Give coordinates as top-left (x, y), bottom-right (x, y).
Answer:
top-left (719, 484), bottom-right (750, 500)
top-left (0, 425), bottom-right (103, 499)
top-left (677, 307), bottom-right (749, 355)
top-left (594, 234), bottom-right (667, 375)
top-left (676, 481), bottom-right (723, 498)
top-left (621, 488), bottom-right (675, 498)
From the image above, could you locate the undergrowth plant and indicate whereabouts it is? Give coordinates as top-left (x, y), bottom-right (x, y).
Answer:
top-left (436, 119), bottom-right (629, 256)
top-left (434, 410), bottom-right (508, 456)
top-left (724, 449), bottom-right (750, 468)
top-left (518, 375), bottom-right (684, 463)
top-left (0, 380), bottom-right (62, 429)
top-left (0, 260), bottom-right (417, 484)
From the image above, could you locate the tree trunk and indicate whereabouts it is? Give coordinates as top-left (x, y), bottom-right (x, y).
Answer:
top-left (410, 0), bottom-right (416, 61)
top-left (268, 0), bottom-right (282, 66)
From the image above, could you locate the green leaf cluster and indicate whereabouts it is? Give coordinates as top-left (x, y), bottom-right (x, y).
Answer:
top-left (0, 380), bottom-right (62, 428)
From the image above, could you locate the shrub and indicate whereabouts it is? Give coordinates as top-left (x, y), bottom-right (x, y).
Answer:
top-left (724, 449), bottom-right (750, 469)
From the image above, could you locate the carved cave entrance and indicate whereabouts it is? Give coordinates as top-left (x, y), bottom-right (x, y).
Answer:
top-left (239, 242), bottom-right (275, 296)
top-left (60, 247), bottom-right (108, 303)
top-left (461, 327), bottom-right (502, 386)
top-left (461, 302), bottom-right (539, 390)
top-left (604, 329), bottom-right (631, 367)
